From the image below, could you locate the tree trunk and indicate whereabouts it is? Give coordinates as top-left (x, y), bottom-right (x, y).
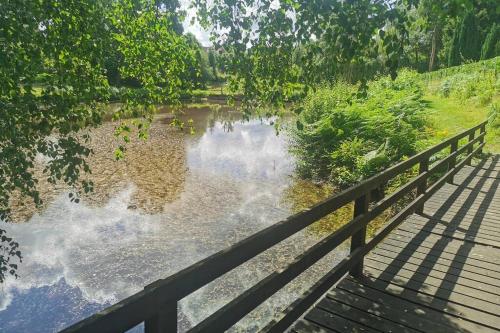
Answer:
top-left (429, 25), bottom-right (440, 72)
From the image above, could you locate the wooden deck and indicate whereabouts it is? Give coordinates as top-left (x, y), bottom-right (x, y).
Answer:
top-left (293, 156), bottom-right (500, 333)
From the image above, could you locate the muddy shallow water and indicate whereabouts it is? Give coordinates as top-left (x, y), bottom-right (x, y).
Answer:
top-left (0, 105), bottom-right (351, 332)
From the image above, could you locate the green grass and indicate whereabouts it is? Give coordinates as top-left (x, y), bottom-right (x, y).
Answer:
top-left (418, 58), bottom-right (499, 154)
top-left (422, 92), bottom-right (499, 153)
top-left (190, 83), bottom-right (230, 97)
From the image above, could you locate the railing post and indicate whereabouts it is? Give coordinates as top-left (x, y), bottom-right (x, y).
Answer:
top-left (448, 139), bottom-right (458, 184)
top-left (144, 286), bottom-right (177, 333)
top-left (416, 158), bottom-right (429, 215)
top-left (478, 123), bottom-right (486, 155)
top-left (349, 193), bottom-right (370, 278)
top-left (466, 130), bottom-right (475, 165)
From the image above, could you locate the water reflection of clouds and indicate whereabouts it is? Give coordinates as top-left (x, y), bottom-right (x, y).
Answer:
top-left (0, 188), bottom-right (163, 330)
top-left (188, 120), bottom-right (294, 181)
top-left (0, 116), bottom-right (311, 332)
top-left (0, 176), bottom-right (295, 331)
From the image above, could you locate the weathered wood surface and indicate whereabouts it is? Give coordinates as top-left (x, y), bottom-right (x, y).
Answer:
top-left (293, 156), bottom-right (500, 333)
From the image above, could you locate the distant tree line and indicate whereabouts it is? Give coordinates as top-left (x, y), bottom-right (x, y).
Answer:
top-left (403, 1), bottom-right (499, 72)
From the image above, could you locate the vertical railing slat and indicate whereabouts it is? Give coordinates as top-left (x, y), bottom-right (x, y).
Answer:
top-left (478, 123), bottom-right (486, 155)
top-left (144, 285), bottom-right (177, 333)
top-left (448, 139), bottom-right (458, 183)
top-left (416, 158), bottom-right (429, 214)
top-left (349, 194), bottom-right (370, 277)
top-left (466, 131), bottom-right (475, 165)
top-left (144, 303), bottom-right (177, 333)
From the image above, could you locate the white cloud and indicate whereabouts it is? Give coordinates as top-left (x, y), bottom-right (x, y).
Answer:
top-left (180, 0), bottom-right (212, 47)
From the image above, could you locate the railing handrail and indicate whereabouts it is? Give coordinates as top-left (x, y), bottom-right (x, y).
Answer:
top-left (61, 119), bottom-right (489, 333)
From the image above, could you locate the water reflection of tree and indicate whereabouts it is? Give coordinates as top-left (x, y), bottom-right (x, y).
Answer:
top-left (282, 178), bottom-right (390, 238)
top-left (206, 106), bottom-right (240, 133)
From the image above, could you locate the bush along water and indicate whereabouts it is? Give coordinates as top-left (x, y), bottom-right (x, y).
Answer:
top-left (291, 70), bottom-right (427, 189)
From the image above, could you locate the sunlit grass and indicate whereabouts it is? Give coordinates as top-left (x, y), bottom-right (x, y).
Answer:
top-left (423, 93), bottom-right (499, 153)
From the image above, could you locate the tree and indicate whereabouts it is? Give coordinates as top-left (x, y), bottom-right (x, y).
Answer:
top-left (0, 0), bottom-right (195, 280)
top-left (416, 0), bottom-right (465, 71)
top-left (481, 23), bottom-right (499, 60)
top-left (459, 11), bottom-right (481, 61)
top-left (155, 0), bottom-right (184, 34)
top-left (403, 8), bottom-right (431, 71)
top-left (410, 1), bottom-right (497, 71)
top-left (448, 28), bottom-right (461, 66)
top-left (184, 33), bottom-right (214, 88)
top-left (208, 49), bottom-right (217, 78)
top-left (193, 0), bottom-right (420, 105)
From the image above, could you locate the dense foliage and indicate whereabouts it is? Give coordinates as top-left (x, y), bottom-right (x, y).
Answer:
top-left (192, 0), bottom-right (499, 104)
top-left (434, 57), bottom-right (500, 105)
top-left (0, 229), bottom-right (20, 283)
top-left (458, 11), bottom-right (481, 62)
top-left (0, 0), bottom-right (197, 280)
top-left (406, 1), bottom-right (498, 71)
top-left (448, 29), bottom-right (462, 67)
top-left (194, 0), bottom-right (421, 105)
top-left (292, 70), bottom-right (426, 188)
top-left (481, 24), bottom-right (500, 60)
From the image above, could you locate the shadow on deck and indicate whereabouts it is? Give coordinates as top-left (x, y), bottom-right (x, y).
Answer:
top-left (293, 156), bottom-right (500, 333)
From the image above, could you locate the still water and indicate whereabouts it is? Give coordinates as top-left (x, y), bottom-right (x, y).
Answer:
top-left (0, 105), bottom-right (348, 332)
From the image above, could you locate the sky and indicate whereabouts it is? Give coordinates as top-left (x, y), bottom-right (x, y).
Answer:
top-left (180, 0), bottom-right (212, 46)
top-left (179, 0), bottom-right (291, 48)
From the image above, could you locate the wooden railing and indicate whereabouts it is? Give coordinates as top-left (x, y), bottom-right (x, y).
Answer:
top-left (61, 120), bottom-right (489, 333)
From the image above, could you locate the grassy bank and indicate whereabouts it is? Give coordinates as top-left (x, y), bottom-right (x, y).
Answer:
top-left (423, 94), bottom-right (499, 152)
top-left (420, 57), bottom-right (499, 153)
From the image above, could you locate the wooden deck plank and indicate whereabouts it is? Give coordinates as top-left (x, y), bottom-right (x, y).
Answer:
top-left (399, 216), bottom-right (500, 241)
top-left (336, 278), bottom-right (496, 333)
top-left (453, 165), bottom-right (500, 179)
top-left (389, 229), bottom-right (500, 265)
top-left (396, 217), bottom-right (500, 248)
top-left (364, 262), bottom-right (500, 312)
top-left (364, 257), bottom-right (500, 304)
top-left (409, 215), bottom-right (500, 235)
top-left (349, 276), bottom-right (500, 329)
top-left (371, 247), bottom-right (500, 285)
top-left (326, 288), bottom-right (452, 332)
top-left (368, 251), bottom-right (500, 290)
top-left (291, 155), bottom-right (500, 333)
top-left (293, 320), bottom-right (338, 333)
top-left (304, 308), bottom-right (377, 333)
top-left (424, 199), bottom-right (500, 215)
top-left (316, 296), bottom-right (419, 333)
top-left (347, 276), bottom-right (500, 332)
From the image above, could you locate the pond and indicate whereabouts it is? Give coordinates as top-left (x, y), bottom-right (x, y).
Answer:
top-left (0, 104), bottom-right (350, 332)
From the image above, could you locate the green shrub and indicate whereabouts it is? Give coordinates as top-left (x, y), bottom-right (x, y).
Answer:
top-left (440, 80), bottom-right (452, 97)
top-left (291, 69), bottom-right (426, 188)
top-left (478, 91), bottom-right (494, 106)
top-left (424, 56), bottom-right (500, 81)
top-left (489, 102), bottom-right (499, 126)
top-left (435, 67), bottom-right (498, 105)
